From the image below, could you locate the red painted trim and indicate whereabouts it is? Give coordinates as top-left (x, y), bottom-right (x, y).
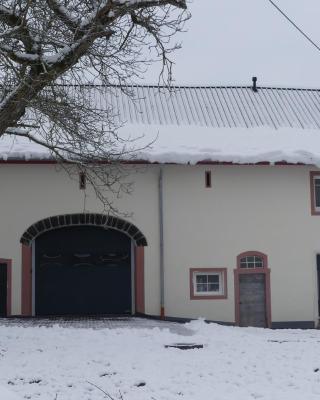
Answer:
top-left (135, 246), bottom-right (145, 314)
top-left (21, 244), bottom-right (32, 316)
top-left (310, 171), bottom-right (320, 215)
top-left (0, 159), bottom-right (309, 166)
top-left (190, 268), bottom-right (228, 300)
top-left (234, 251), bottom-right (272, 328)
top-left (0, 259), bottom-right (12, 316)
top-left (196, 161), bottom-right (307, 166)
top-left (0, 160), bottom-right (58, 164)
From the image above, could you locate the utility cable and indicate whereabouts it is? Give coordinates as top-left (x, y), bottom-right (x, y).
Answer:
top-left (266, 0), bottom-right (320, 53)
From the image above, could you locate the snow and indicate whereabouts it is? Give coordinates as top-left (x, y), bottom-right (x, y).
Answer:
top-left (2, 125), bottom-right (320, 166)
top-left (1, 319), bottom-right (320, 400)
top-left (0, 385), bottom-right (21, 400)
top-left (132, 125), bottom-right (320, 165)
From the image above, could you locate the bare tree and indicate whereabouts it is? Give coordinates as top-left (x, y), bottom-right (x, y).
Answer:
top-left (0, 0), bottom-right (188, 211)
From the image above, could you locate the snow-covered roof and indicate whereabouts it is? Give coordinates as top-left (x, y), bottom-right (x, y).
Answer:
top-left (3, 84), bottom-right (320, 165)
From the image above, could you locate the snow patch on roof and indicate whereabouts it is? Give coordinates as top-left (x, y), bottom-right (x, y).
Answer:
top-left (2, 125), bottom-right (320, 165)
top-left (130, 125), bottom-right (320, 165)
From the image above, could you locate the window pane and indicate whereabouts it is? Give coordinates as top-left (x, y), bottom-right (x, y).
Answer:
top-left (247, 256), bottom-right (254, 263)
top-left (240, 260), bottom-right (247, 268)
top-left (316, 184), bottom-right (320, 208)
top-left (196, 275), bottom-right (207, 284)
top-left (247, 262), bottom-right (255, 268)
top-left (196, 283), bottom-right (207, 292)
top-left (208, 275), bottom-right (219, 283)
top-left (208, 283), bottom-right (220, 292)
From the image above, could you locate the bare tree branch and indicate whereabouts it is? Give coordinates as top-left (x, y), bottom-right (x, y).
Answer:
top-left (0, 0), bottom-right (189, 211)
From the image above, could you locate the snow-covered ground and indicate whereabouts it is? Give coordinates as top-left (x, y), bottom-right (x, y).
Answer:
top-left (1, 318), bottom-right (320, 400)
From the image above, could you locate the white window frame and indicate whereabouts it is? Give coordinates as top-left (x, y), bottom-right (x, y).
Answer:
top-left (193, 271), bottom-right (224, 296)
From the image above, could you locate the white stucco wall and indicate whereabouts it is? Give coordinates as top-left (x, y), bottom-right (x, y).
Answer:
top-left (0, 163), bottom-right (319, 326)
top-left (162, 165), bottom-right (319, 325)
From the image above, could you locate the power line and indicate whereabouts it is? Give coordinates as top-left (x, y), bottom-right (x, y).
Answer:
top-left (266, 0), bottom-right (320, 53)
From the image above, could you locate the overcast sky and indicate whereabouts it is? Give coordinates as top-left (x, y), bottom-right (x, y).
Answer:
top-left (144, 0), bottom-right (320, 88)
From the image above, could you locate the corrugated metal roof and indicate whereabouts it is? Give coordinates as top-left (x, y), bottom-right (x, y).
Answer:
top-left (83, 85), bottom-right (320, 129)
top-left (4, 84), bottom-right (320, 164)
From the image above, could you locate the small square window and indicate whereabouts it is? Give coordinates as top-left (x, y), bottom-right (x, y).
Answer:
top-left (190, 268), bottom-right (227, 299)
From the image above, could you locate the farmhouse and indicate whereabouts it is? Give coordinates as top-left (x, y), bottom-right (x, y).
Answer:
top-left (1, 83), bottom-right (320, 328)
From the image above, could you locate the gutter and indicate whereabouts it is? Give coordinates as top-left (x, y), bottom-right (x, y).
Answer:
top-left (159, 167), bottom-right (165, 319)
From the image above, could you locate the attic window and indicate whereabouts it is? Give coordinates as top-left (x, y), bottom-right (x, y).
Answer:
top-left (205, 171), bottom-right (212, 188)
top-left (79, 172), bottom-right (86, 190)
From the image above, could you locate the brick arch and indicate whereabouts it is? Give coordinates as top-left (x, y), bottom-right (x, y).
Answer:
top-left (20, 213), bottom-right (147, 247)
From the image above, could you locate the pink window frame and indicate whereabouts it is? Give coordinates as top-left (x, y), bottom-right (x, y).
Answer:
top-left (234, 251), bottom-right (271, 328)
top-left (190, 268), bottom-right (227, 300)
top-left (310, 171), bottom-right (320, 215)
top-left (0, 258), bottom-right (12, 316)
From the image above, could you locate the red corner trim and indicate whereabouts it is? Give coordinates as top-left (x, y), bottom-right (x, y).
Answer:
top-left (135, 246), bottom-right (145, 314)
top-left (21, 244), bottom-right (32, 316)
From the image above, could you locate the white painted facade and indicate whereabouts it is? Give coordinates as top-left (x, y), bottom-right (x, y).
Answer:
top-left (0, 163), bottom-right (319, 327)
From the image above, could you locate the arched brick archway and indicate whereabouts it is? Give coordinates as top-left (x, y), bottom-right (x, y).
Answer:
top-left (21, 214), bottom-right (147, 316)
top-left (20, 213), bottom-right (147, 247)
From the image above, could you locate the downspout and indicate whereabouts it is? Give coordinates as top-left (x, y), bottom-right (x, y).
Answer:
top-left (159, 167), bottom-right (165, 319)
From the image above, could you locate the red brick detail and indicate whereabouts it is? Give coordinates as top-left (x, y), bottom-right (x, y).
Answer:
top-left (21, 244), bottom-right (32, 316)
top-left (234, 251), bottom-right (272, 328)
top-left (0, 259), bottom-right (12, 316)
top-left (190, 268), bottom-right (228, 300)
top-left (135, 247), bottom-right (145, 313)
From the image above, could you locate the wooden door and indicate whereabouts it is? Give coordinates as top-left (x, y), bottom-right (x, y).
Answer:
top-left (0, 263), bottom-right (7, 317)
top-left (239, 273), bottom-right (266, 327)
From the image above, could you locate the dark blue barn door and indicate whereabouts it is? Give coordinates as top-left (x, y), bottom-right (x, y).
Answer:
top-left (35, 226), bottom-right (131, 316)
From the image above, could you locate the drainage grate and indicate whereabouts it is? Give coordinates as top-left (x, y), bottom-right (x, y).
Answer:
top-left (165, 343), bottom-right (204, 350)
